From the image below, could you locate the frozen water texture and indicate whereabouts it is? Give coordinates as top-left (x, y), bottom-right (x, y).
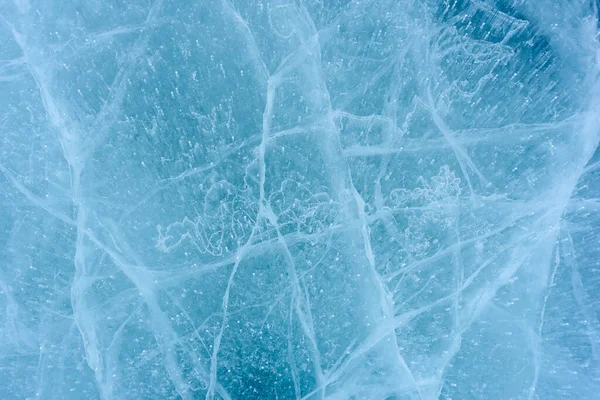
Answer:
top-left (1, 0), bottom-right (600, 399)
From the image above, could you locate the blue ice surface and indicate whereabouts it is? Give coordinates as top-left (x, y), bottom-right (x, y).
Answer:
top-left (0, 0), bottom-right (599, 399)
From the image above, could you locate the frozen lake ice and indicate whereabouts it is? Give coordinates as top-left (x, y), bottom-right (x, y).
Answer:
top-left (1, 0), bottom-right (599, 399)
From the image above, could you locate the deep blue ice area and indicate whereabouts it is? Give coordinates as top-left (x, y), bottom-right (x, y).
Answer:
top-left (1, 0), bottom-right (600, 399)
